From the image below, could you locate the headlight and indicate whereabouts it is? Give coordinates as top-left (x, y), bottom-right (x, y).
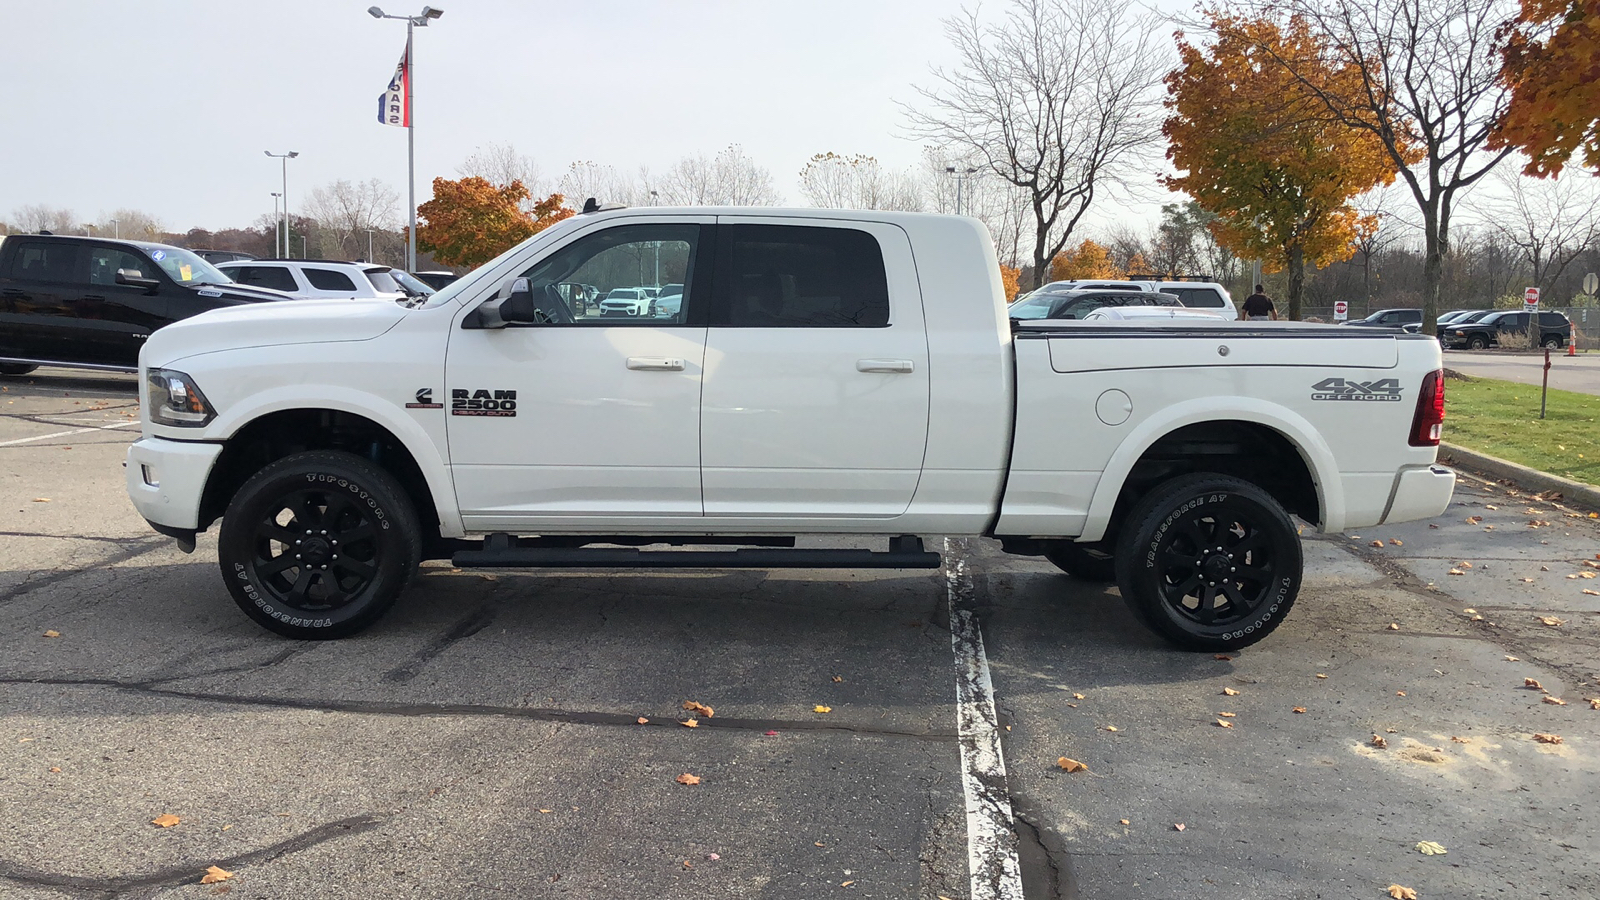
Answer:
top-left (146, 368), bottom-right (215, 427)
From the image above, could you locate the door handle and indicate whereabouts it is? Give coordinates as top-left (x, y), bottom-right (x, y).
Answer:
top-left (83, 295), bottom-right (106, 301)
top-left (856, 358), bottom-right (914, 374)
top-left (1, 289), bottom-right (23, 297)
top-left (626, 357), bottom-right (685, 371)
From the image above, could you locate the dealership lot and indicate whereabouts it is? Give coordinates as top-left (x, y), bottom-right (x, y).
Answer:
top-left (4, 369), bottom-right (1600, 898)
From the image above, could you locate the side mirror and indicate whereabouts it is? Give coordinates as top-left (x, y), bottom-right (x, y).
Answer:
top-left (464, 277), bottom-right (538, 329)
top-left (115, 268), bottom-right (160, 294)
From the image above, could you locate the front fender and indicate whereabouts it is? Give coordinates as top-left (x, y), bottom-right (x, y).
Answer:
top-left (1077, 397), bottom-right (1342, 542)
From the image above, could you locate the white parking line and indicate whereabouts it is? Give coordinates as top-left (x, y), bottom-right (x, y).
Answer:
top-left (0, 420), bottom-right (139, 447)
top-left (945, 536), bottom-right (1025, 900)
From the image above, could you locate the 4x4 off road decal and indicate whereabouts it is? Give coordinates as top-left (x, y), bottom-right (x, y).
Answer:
top-left (452, 388), bottom-right (517, 416)
top-left (1311, 377), bottom-right (1403, 402)
top-left (405, 387), bottom-right (443, 409)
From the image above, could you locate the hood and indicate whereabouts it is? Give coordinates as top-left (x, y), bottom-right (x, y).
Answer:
top-left (143, 298), bottom-right (408, 367)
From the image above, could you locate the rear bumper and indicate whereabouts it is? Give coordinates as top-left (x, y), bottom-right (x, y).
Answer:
top-left (126, 437), bottom-right (224, 531)
top-left (1383, 464), bottom-right (1456, 525)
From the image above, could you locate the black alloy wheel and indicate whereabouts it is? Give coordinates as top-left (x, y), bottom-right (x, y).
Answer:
top-left (1114, 474), bottom-right (1301, 651)
top-left (218, 450), bottom-right (420, 639)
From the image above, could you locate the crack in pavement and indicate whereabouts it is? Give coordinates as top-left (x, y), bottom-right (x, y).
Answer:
top-left (0, 813), bottom-right (382, 898)
top-left (0, 531), bottom-right (162, 546)
top-left (382, 600), bottom-right (502, 684)
top-left (0, 537), bottom-right (168, 607)
top-left (0, 675), bottom-right (959, 741)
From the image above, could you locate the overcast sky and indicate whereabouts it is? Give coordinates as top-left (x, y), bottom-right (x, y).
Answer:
top-left (0, 0), bottom-right (1185, 233)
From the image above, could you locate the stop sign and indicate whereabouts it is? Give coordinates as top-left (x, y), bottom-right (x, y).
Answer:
top-left (1333, 300), bottom-right (1348, 322)
top-left (1525, 286), bottom-right (1540, 310)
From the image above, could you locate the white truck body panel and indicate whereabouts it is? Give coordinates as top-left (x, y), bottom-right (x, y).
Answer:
top-left (129, 207), bottom-right (1450, 548)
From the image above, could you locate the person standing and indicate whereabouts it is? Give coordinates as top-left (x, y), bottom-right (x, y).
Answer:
top-left (1242, 284), bottom-right (1277, 321)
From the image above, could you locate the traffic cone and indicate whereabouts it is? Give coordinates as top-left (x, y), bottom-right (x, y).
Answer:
top-left (1568, 340), bottom-right (1578, 358)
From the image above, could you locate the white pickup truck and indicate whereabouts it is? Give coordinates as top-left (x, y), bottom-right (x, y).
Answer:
top-left (125, 207), bottom-right (1454, 650)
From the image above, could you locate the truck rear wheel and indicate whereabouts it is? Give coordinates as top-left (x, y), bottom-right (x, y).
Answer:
top-left (1114, 474), bottom-right (1301, 651)
top-left (217, 450), bottom-right (421, 639)
top-left (1044, 540), bottom-right (1117, 582)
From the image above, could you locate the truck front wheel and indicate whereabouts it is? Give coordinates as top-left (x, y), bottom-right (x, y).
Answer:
top-left (217, 450), bottom-right (421, 639)
top-left (1114, 474), bottom-right (1301, 652)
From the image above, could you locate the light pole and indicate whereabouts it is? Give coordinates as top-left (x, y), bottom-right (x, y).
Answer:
top-left (370, 4), bottom-right (444, 273)
top-left (265, 151), bottom-right (298, 257)
top-left (270, 193), bottom-right (282, 256)
top-left (107, 218), bottom-right (119, 239)
top-left (945, 165), bottom-right (978, 216)
top-left (365, 228), bottom-right (376, 263)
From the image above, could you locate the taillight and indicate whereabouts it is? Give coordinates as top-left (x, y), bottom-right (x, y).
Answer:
top-left (1409, 369), bottom-right (1445, 447)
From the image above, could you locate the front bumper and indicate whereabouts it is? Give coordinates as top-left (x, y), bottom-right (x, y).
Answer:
top-left (1383, 464), bottom-right (1457, 525)
top-left (126, 437), bottom-right (224, 532)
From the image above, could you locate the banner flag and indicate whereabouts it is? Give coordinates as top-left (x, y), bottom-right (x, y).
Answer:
top-left (376, 38), bottom-right (410, 127)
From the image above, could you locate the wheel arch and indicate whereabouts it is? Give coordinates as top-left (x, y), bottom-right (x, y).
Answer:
top-left (199, 405), bottom-right (461, 548)
top-left (1078, 401), bottom-right (1340, 543)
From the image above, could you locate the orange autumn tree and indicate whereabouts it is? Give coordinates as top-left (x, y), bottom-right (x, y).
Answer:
top-left (1164, 12), bottom-right (1406, 319)
top-left (416, 177), bottom-right (572, 268)
top-left (1048, 240), bottom-right (1123, 283)
top-left (1496, 0), bottom-right (1600, 176)
top-left (999, 264), bottom-right (1022, 301)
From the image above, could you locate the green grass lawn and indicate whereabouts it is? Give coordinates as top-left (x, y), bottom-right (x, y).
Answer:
top-left (1444, 374), bottom-right (1600, 485)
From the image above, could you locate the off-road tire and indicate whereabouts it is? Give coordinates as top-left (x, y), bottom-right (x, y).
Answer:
top-left (218, 450), bottom-right (421, 639)
top-left (1114, 473), bottom-right (1302, 652)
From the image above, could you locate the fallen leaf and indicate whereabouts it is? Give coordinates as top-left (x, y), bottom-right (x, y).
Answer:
top-left (1415, 840), bottom-right (1447, 855)
top-left (1583, 572), bottom-right (1597, 579)
top-left (1387, 885), bottom-right (1418, 900)
top-left (815, 842), bottom-right (826, 847)
top-left (1386, 727), bottom-right (1398, 733)
top-left (1371, 734), bottom-right (1389, 749)
top-left (1584, 589), bottom-right (1600, 596)
top-left (1173, 823), bottom-right (1186, 831)
top-left (1388, 623), bottom-right (1400, 631)
top-left (1104, 725), bottom-right (1119, 732)
top-left (1448, 568), bottom-right (1465, 576)
top-left (676, 773), bottom-right (701, 785)
top-left (1463, 608), bottom-right (1478, 614)
top-left (637, 717), bottom-right (649, 725)
top-left (1390, 539), bottom-right (1403, 546)
top-left (1214, 654), bottom-right (1233, 661)
top-left (1525, 678), bottom-right (1546, 691)
top-left (1522, 577), bottom-right (1535, 583)
top-left (1056, 756), bottom-right (1088, 773)
top-left (538, 809), bottom-right (552, 813)
top-left (813, 705), bottom-right (832, 714)
top-left (682, 700), bottom-right (715, 718)
top-left (1543, 696), bottom-right (1567, 706)
top-left (48, 766), bottom-right (60, 773)
top-left (1538, 616), bottom-right (1566, 627)
top-left (1450, 736), bottom-right (1467, 743)
top-left (1316, 673), bottom-right (1328, 679)
top-left (42, 630), bottom-right (60, 638)
top-left (1486, 504), bottom-right (1499, 510)
top-left (1396, 691), bottom-right (1407, 697)
top-left (1505, 655), bottom-right (1520, 661)
top-left (1293, 707), bottom-right (1307, 714)
top-left (1466, 515), bottom-right (1482, 524)
top-left (1589, 699), bottom-right (1600, 710)
top-left (152, 814), bottom-right (181, 828)
top-left (832, 676), bottom-right (843, 682)
top-left (1215, 719), bottom-right (1234, 728)
top-left (1460, 561), bottom-right (1474, 568)
top-left (200, 866), bottom-right (234, 885)
top-left (681, 719), bottom-right (699, 728)
top-left (1119, 818), bottom-right (1130, 825)
top-left (1222, 687), bottom-right (1241, 696)
top-left (841, 881), bottom-right (855, 887)
top-left (1533, 732), bottom-right (1563, 744)
top-left (1370, 540), bottom-right (1384, 548)
top-left (765, 730), bottom-right (778, 736)
top-left (1073, 692), bottom-right (1086, 700)
top-left (707, 853), bottom-right (720, 860)
top-left (1217, 711), bottom-right (1237, 717)
top-left (31, 498), bottom-right (50, 503)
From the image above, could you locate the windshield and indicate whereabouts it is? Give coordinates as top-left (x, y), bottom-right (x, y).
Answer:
top-left (388, 269), bottom-right (435, 296)
top-left (143, 246), bottom-right (232, 286)
top-left (1008, 293), bottom-right (1059, 320)
top-left (365, 270), bottom-right (403, 295)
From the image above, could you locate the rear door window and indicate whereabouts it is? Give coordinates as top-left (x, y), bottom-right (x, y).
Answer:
top-left (231, 266), bottom-right (300, 293)
top-left (712, 224), bottom-right (890, 327)
top-left (1169, 287), bottom-right (1225, 308)
top-left (7, 241), bottom-right (82, 283)
top-left (1539, 312), bottom-right (1567, 327)
top-left (304, 268), bottom-right (359, 292)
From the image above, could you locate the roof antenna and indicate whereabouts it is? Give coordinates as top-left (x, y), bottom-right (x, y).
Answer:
top-left (582, 197), bottom-right (600, 214)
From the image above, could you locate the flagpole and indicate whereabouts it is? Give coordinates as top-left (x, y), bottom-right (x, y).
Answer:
top-left (406, 22), bottom-right (415, 273)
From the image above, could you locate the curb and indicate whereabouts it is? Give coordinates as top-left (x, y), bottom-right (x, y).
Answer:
top-left (1439, 442), bottom-right (1600, 512)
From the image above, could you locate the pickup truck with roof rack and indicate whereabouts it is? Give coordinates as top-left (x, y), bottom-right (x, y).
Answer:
top-left (124, 206), bottom-right (1455, 651)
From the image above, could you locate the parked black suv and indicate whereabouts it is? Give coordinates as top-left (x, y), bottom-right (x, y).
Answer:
top-left (1442, 310), bottom-right (1572, 350)
top-left (0, 234), bottom-right (291, 374)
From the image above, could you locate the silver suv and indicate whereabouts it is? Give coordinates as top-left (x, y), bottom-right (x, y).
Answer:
top-left (218, 260), bottom-right (433, 302)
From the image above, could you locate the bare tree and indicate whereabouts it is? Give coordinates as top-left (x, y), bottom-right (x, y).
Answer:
top-left (1480, 167), bottom-right (1600, 296)
top-left (558, 161), bottom-right (658, 209)
top-left (458, 142), bottom-right (550, 207)
top-left (659, 145), bottom-right (781, 206)
top-left (89, 208), bottom-right (164, 240)
top-left (905, 0), bottom-right (1169, 289)
top-left (302, 179), bottom-right (400, 261)
top-left (10, 204), bottom-right (77, 234)
top-left (798, 153), bottom-right (924, 211)
top-left (921, 146), bottom-right (1032, 266)
top-left (1248, 0), bottom-right (1519, 333)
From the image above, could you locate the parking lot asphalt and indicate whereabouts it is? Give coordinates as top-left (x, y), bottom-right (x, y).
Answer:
top-left (4, 369), bottom-right (1600, 899)
top-left (1443, 349), bottom-right (1600, 396)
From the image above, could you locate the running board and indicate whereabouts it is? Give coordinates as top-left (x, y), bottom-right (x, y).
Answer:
top-left (451, 534), bottom-right (942, 569)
